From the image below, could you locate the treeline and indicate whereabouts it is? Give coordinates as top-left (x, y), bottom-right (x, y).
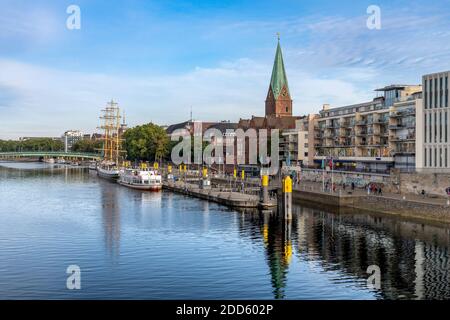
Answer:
top-left (0, 138), bottom-right (64, 152)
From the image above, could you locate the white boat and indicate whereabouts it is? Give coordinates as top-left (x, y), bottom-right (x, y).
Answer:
top-left (56, 158), bottom-right (66, 164)
top-left (88, 161), bottom-right (97, 170)
top-left (97, 163), bottom-right (120, 181)
top-left (118, 168), bottom-right (162, 191)
top-left (43, 158), bottom-right (55, 164)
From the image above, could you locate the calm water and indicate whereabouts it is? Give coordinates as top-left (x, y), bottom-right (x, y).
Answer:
top-left (0, 162), bottom-right (449, 300)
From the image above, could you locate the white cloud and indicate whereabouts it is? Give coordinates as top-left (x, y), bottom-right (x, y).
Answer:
top-left (0, 56), bottom-right (373, 139)
top-left (1, 3), bottom-right (450, 139)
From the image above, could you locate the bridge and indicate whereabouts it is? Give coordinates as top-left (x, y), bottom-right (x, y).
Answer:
top-left (0, 151), bottom-right (101, 160)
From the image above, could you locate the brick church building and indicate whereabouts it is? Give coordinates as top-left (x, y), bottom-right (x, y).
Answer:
top-left (238, 38), bottom-right (301, 131)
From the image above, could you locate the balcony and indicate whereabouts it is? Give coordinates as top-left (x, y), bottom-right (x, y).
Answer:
top-left (356, 120), bottom-right (367, 126)
top-left (388, 124), bottom-right (405, 130)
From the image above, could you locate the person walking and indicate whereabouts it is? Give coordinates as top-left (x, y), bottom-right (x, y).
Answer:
top-left (351, 182), bottom-right (355, 191)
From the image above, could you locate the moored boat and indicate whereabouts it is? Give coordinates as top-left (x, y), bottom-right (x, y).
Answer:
top-left (96, 100), bottom-right (126, 181)
top-left (43, 158), bottom-right (55, 164)
top-left (97, 163), bottom-right (120, 181)
top-left (118, 168), bottom-right (162, 191)
top-left (88, 161), bottom-right (97, 170)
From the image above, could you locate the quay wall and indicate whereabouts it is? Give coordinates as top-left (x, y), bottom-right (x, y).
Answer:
top-left (300, 169), bottom-right (450, 198)
top-left (398, 172), bottom-right (450, 198)
top-left (292, 189), bottom-right (450, 224)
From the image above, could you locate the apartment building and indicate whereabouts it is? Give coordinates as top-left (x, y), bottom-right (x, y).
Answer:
top-left (418, 71), bottom-right (450, 170)
top-left (280, 114), bottom-right (317, 167)
top-left (62, 130), bottom-right (84, 152)
top-left (314, 85), bottom-right (422, 173)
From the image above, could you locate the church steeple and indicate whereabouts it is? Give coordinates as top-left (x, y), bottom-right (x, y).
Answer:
top-left (265, 37), bottom-right (293, 117)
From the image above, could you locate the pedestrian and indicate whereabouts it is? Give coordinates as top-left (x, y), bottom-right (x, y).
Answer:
top-left (351, 182), bottom-right (355, 191)
top-left (378, 187), bottom-right (382, 196)
top-left (421, 189), bottom-right (426, 198)
top-left (367, 184), bottom-right (371, 195)
top-left (343, 183), bottom-right (346, 191)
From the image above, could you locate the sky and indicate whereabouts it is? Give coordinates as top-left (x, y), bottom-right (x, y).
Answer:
top-left (1, 0), bottom-right (450, 139)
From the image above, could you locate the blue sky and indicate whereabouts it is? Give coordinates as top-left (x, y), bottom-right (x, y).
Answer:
top-left (1, 0), bottom-right (450, 138)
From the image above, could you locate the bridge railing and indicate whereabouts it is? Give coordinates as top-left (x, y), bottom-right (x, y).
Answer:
top-left (0, 151), bottom-right (101, 159)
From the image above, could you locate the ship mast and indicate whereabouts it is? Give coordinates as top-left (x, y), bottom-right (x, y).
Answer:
top-left (98, 100), bottom-right (125, 164)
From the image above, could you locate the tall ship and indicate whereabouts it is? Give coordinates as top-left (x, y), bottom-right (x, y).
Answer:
top-left (96, 100), bottom-right (125, 181)
top-left (118, 163), bottom-right (162, 191)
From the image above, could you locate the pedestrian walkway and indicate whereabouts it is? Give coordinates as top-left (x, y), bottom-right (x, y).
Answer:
top-left (294, 180), bottom-right (450, 206)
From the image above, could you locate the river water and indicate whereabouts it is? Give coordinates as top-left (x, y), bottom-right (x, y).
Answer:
top-left (0, 162), bottom-right (449, 299)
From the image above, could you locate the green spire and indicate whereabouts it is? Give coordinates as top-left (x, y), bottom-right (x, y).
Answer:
top-left (270, 39), bottom-right (290, 99)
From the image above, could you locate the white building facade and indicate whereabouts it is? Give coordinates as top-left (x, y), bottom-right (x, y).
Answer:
top-left (420, 71), bottom-right (450, 170)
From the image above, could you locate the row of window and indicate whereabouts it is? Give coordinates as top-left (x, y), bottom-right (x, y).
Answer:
top-left (424, 147), bottom-right (449, 168)
top-left (424, 111), bottom-right (449, 143)
top-left (424, 75), bottom-right (449, 109)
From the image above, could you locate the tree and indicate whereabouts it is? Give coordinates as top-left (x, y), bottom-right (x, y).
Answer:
top-left (123, 123), bottom-right (170, 162)
top-left (0, 138), bottom-right (64, 152)
top-left (72, 139), bottom-right (102, 153)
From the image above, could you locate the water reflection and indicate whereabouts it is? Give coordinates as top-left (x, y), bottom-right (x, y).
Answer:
top-left (236, 206), bottom-right (450, 299)
top-left (99, 180), bottom-right (121, 260)
top-left (0, 162), bottom-right (449, 299)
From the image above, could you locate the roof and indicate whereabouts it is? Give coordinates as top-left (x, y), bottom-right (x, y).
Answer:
top-left (166, 120), bottom-right (237, 135)
top-left (374, 84), bottom-right (420, 91)
top-left (208, 122), bottom-right (239, 133)
top-left (269, 40), bottom-right (290, 99)
top-left (165, 121), bottom-right (191, 134)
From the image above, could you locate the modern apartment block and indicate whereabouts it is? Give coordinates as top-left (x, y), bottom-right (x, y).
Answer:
top-left (280, 114), bottom-right (317, 167)
top-left (62, 130), bottom-right (84, 152)
top-left (418, 71), bottom-right (450, 170)
top-left (314, 85), bottom-right (422, 173)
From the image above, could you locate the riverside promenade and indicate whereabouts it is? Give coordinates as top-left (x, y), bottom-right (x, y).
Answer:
top-left (163, 180), bottom-right (277, 209)
top-left (291, 180), bottom-right (450, 224)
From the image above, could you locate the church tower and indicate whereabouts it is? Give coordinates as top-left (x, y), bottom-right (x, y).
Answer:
top-left (265, 38), bottom-right (293, 117)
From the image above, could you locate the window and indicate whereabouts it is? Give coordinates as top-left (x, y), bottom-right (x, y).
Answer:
top-left (425, 79), bottom-right (428, 109)
top-left (435, 78), bottom-right (438, 108)
top-left (434, 112), bottom-right (437, 143)
top-left (424, 114), bottom-right (427, 143)
top-left (446, 111), bottom-right (448, 143)
top-left (434, 148), bottom-right (437, 167)
top-left (446, 148), bottom-right (448, 168)
top-left (446, 76), bottom-right (449, 108)
top-left (424, 148), bottom-right (427, 167)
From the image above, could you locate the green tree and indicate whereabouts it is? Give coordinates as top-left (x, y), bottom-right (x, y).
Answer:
top-left (72, 139), bottom-right (102, 153)
top-left (123, 123), bottom-right (170, 162)
top-left (0, 138), bottom-right (64, 152)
